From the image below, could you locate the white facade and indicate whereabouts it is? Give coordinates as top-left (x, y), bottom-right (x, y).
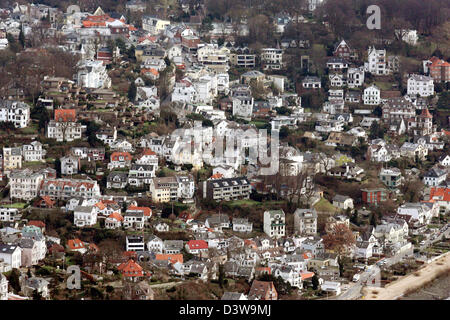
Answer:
top-left (365, 47), bottom-right (390, 75)
top-left (76, 59), bottom-right (112, 89)
top-left (363, 85), bottom-right (381, 105)
top-left (0, 100), bottom-right (30, 128)
top-left (22, 141), bottom-right (45, 162)
top-left (0, 245), bottom-right (22, 269)
top-left (263, 210), bottom-right (286, 239)
top-left (407, 74), bottom-right (434, 97)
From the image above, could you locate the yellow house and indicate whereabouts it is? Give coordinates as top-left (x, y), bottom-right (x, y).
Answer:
top-left (3, 147), bottom-right (22, 171)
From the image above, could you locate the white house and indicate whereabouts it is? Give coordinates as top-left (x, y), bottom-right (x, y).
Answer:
top-left (0, 100), bottom-right (30, 128)
top-left (22, 141), bottom-right (45, 162)
top-left (73, 206), bottom-right (98, 227)
top-left (263, 210), bottom-right (286, 239)
top-left (0, 244), bottom-right (22, 269)
top-left (438, 154), bottom-right (450, 167)
top-left (407, 74), bottom-right (434, 97)
top-left (423, 168), bottom-right (447, 187)
top-left (363, 85), bottom-right (381, 105)
top-left (395, 29), bottom-right (418, 45)
top-left (146, 235), bottom-right (164, 253)
top-left (76, 59), bottom-right (111, 89)
top-left (365, 47), bottom-right (389, 75)
top-left (232, 218), bottom-right (253, 233)
top-left (60, 155), bottom-right (80, 175)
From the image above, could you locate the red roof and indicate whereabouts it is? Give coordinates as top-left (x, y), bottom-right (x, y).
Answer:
top-left (141, 68), bottom-right (159, 76)
top-left (117, 259), bottom-right (144, 277)
top-left (155, 254), bottom-right (183, 264)
top-left (420, 108), bottom-right (432, 119)
top-left (108, 212), bottom-right (123, 221)
top-left (300, 272), bottom-right (315, 280)
top-left (127, 205), bottom-right (152, 217)
top-left (54, 109), bottom-right (76, 122)
top-left (187, 240), bottom-right (208, 250)
top-left (429, 187), bottom-right (450, 202)
top-left (209, 173), bottom-right (223, 180)
top-left (67, 239), bottom-right (85, 250)
top-left (110, 152), bottom-right (132, 162)
top-left (40, 196), bottom-right (55, 207)
top-left (141, 148), bottom-right (157, 156)
top-left (28, 220), bottom-right (45, 228)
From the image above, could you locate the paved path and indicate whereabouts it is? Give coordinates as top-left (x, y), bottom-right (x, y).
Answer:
top-left (362, 252), bottom-right (450, 300)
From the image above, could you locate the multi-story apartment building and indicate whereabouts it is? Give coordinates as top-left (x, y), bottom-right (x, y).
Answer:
top-left (426, 57), bottom-right (450, 82)
top-left (76, 59), bottom-right (111, 89)
top-left (294, 208), bottom-right (318, 236)
top-left (3, 147), bottom-right (22, 172)
top-left (39, 178), bottom-right (101, 200)
top-left (365, 46), bottom-right (390, 75)
top-left (197, 44), bottom-right (230, 73)
top-left (229, 47), bottom-right (256, 68)
top-left (0, 100), bottom-right (30, 128)
top-left (9, 168), bottom-right (45, 201)
top-left (128, 164), bottom-right (156, 187)
top-left (408, 108), bottom-right (434, 136)
top-left (142, 16), bottom-right (170, 35)
top-left (379, 168), bottom-right (403, 189)
top-left (47, 109), bottom-right (85, 142)
top-left (150, 175), bottom-right (195, 202)
top-left (382, 97), bottom-right (415, 122)
top-left (347, 67), bottom-right (365, 88)
top-left (261, 48), bottom-right (283, 70)
top-left (60, 155), bottom-right (80, 175)
top-left (0, 207), bottom-right (20, 222)
top-left (407, 74), bottom-right (434, 97)
top-left (263, 210), bottom-right (286, 239)
top-left (22, 141), bottom-right (45, 162)
top-left (361, 188), bottom-right (389, 205)
top-left (363, 85), bottom-right (381, 105)
top-left (126, 236), bottom-right (145, 251)
top-left (201, 177), bottom-right (251, 202)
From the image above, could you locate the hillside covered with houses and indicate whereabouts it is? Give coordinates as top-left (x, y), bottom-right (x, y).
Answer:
top-left (0, 0), bottom-right (449, 301)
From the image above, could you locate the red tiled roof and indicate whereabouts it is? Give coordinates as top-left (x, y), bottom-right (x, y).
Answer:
top-left (127, 205), bottom-right (152, 217)
top-left (209, 173), bottom-right (223, 180)
top-left (108, 212), bottom-right (123, 221)
top-left (187, 240), bottom-right (208, 250)
top-left (420, 108), bottom-right (432, 119)
top-left (155, 254), bottom-right (183, 264)
top-left (28, 220), bottom-right (45, 228)
top-left (55, 109), bottom-right (76, 122)
top-left (117, 259), bottom-right (144, 277)
top-left (141, 148), bottom-right (157, 156)
top-left (67, 239), bottom-right (85, 250)
top-left (429, 187), bottom-right (450, 202)
top-left (40, 196), bottom-right (55, 207)
top-left (300, 272), bottom-right (315, 280)
top-left (110, 152), bottom-right (132, 162)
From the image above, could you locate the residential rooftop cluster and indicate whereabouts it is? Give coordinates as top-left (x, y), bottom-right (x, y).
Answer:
top-left (0, 0), bottom-right (449, 301)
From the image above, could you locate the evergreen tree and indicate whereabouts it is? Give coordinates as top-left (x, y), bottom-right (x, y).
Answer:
top-left (8, 268), bottom-right (21, 293)
top-left (128, 81), bottom-right (137, 102)
top-left (18, 24), bottom-right (25, 48)
top-left (311, 275), bottom-right (320, 290)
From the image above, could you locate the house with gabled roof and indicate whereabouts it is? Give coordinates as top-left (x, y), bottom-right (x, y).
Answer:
top-left (248, 280), bottom-right (277, 300)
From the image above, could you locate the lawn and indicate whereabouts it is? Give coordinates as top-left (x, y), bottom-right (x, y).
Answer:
top-left (374, 81), bottom-right (394, 91)
top-left (3, 203), bottom-right (28, 209)
top-left (227, 199), bottom-right (261, 207)
top-left (313, 197), bottom-right (336, 213)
